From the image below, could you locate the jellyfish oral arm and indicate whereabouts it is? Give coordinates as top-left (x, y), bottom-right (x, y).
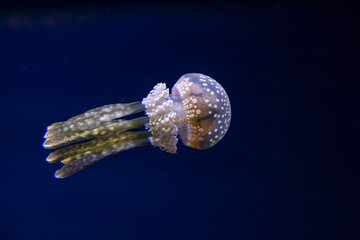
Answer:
top-left (43, 102), bottom-right (150, 178)
top-left (43, 102), bottom-right (147, 149)
top-left (50, 131), bottom-right (150, 178)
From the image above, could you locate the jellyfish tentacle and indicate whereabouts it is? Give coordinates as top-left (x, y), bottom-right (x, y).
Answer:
top-left (43, 101), bottom-right (151, 178)
top-left (43, 116), bottom-right (149, 149)
top-left (68, 101), bottom-right (145, 121)
top-left (47, 131), bottom-right (151, 163)
top-left (45, 101), bottom-right (145, 137)
top-left (51, 131), bottom-right (151, 178)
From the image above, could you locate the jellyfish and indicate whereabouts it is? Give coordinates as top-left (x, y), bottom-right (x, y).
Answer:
top-left (43, 73), bottom-right (231, 178)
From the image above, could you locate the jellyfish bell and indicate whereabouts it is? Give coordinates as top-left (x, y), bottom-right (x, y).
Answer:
top-left (172, 73), bottom-right (231, 149)
top-left (143, 73), bottom-right (231, 153)
top-left (43, 73), bottom-right (231, 178)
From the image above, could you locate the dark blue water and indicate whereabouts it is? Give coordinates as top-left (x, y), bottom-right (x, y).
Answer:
top-left (0, 3), bottom-right (358, 240)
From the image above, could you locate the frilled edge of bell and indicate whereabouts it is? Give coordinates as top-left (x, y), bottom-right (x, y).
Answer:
top-left (142, 83), bottom-right (178, 154)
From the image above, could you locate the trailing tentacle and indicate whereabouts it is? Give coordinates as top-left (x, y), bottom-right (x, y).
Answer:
top-left (43, 101), bottom-right (151, 178)
top-left (53, 131), bottom-right (151, 178)
top-left (43, 116), bottom-right (148, 149)
top-left (45, 101), bottom-right (145, 137)
top-left (43, 101), bottom-right (147, 149)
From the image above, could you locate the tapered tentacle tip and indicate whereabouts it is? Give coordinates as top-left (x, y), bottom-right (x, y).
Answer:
top-left (46, 125), bottom-right (56, 133)
top-left (46, 153), bottom-right (54, 162)
top-left (43, 138), bottom-right (64, 149)
top-left (43, 139), bottom-right (55, 149)
top-left (47, 122), bottom-right (62, 130)
top-left (46, 152), bottom-right (58, 163)
top-left (44, 130), bottom-right (53, 138)
top-left (54, 164), bottom-right (83, 179)
top-left (54, 170), bottom-right (65, 179)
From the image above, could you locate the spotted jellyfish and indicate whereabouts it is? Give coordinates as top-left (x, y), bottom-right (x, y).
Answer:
top-left (43, 73), bottom-right (231, 178)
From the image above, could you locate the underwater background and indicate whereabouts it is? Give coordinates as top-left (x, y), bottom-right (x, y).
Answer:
top-left (0, 1), bottom-right (358, 240)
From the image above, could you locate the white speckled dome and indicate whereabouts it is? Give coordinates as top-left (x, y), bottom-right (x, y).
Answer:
top-left (142, 73), bottom-right (231, 153)
top-left (171, 73), bottom-right (231, 149)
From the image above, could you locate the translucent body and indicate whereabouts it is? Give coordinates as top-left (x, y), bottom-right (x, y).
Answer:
top-left (43, 73), bottom-right (231, 178)
top-left (171, 73), bottom-right (231, 149)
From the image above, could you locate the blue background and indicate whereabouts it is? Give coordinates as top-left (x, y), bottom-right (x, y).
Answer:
top-left (0, 2), bottom-right (358, 240)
